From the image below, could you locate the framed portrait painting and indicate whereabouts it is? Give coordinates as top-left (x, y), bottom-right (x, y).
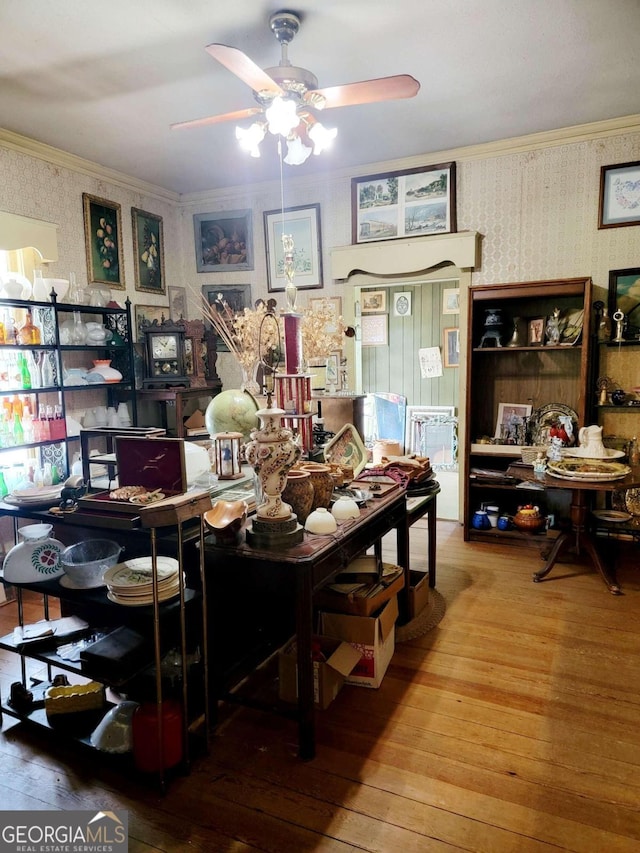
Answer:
top-left (82, 193), bottom-right (125, 290)
top-left (494, 403), bottom-right (532, 439)
top-left (193, 209), bottom-right (253, 273)
top-left (132, 207), bottom-right (165, 295)
top-left (202, 284), bottom-right (252, 352)
top-left (264, 204), bottom-right (323, 293)
top-left (598, 161), bottom-right (640, 228)
top-left (351, 162), bottom-right (456, 244)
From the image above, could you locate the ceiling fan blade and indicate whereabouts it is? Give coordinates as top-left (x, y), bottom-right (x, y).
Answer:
top-left (310, 74), bottom-right (420, 109)
top-left (171, 106), bottom-right (263, 131)
top-left (205, 44), bottom-right (283, 96)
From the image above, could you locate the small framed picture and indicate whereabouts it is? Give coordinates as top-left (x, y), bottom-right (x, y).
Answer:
top-left (442, 288), bottom-right (460, 314)
top-left (134, 304), bottom-right (169, 341)
top-left (325, 353), bottom-right (339, 387)
top-left (608, 267), bottom-right (640, 340)
top-left (443, 327), bottom-right (459, 367)
top-left (361, 314), bottom-right (388, 346)
top-left (361, 290), bottom-right (386, 313)
top-left (494, 403), bottom-right (533, 439)
top-left (168, 285), bottom-right (187, 320)
top-left (528, 317), bottom-right (545, 345)
top-left (598, 161), bottom-right (640, 228)
top-left (393, 292), bottom-right (412, 317)
top-left (184, 337), bottom-right (195, 375)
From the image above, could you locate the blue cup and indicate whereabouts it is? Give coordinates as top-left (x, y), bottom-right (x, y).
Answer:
top-left (472, 510), bottom-right (491, 530)
top-left (497, 515), bottom-right (511, 531)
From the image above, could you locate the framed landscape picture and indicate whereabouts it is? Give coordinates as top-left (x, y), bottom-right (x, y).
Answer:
top-left (352, 162), bottom-right (456, 244)
top-left (134, 304), bottom-right (169, 341)
top-left (264, 204), bottom-right (323, 293)
top-left (132, 208), bottom-right (165, 295)
top-left (193, 209), bottom-right (253, 272)
top-left (82, 193), bottom-right (125, 289)
top-left (608, 267), bottom-right (640, 339)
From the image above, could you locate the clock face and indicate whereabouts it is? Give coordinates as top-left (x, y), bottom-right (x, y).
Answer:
top-left (151, 335), bottom-right (178, 359)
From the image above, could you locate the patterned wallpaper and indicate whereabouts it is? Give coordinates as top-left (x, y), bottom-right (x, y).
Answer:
top-left (2, 123), bottom-right (640, 364)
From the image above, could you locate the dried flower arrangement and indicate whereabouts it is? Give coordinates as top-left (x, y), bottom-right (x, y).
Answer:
top-left (200, 295), bottom-right (281, 377)
top-left (300, 298), bottom-right (344, 360)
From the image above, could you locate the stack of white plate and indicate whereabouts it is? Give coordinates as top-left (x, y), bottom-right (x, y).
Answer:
top-left (103, 556), bottom-right (181, 607)
top-left (5, 486), bottom-right (63, 507)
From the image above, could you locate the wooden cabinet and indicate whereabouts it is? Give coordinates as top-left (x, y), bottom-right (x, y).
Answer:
top-left (463, 278), bottom-right (593, 543)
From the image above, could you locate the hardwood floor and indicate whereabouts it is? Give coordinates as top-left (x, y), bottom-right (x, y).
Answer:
top-left (1, 520), bottom-right (640, 852)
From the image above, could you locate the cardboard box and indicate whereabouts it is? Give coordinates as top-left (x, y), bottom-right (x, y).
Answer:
top-left (319, 595), bottom-right (398, 688)
top-left (315, 564), bottom-right (404, 617)
top-left (278, 636), bottom-right (361, 710)
top-left (408, 570), bottom-right (430, 620)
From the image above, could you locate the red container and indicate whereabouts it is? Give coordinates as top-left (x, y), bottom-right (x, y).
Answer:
top-left (132, 699), bottom-right (183, 773)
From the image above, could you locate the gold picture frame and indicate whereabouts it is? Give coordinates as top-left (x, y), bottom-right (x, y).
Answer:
top-left (82, 193), bottom-right (125, 290)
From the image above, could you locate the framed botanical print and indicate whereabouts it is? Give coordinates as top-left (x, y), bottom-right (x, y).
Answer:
top-left (598, 161), bottom-right (640, 228)
top-left (132, 207), bottom-right (165, 294)
top-left (264, 204), bottom-right (323, 292)
top-left (82, 193), bottom-right (125, 289)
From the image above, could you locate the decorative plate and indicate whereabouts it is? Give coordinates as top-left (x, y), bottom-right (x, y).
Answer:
top-left (546, 458), bottom-right (631, 481)
top-left (323, 424), bottom-right (367, 477)
top-left (624, 487), bottom-right (640, 516)
top-left (103, 557), bottom-right (178, 588)
top-left (592, 509), bottom-right (632, 522)
top-left (529, 403), bottom-right (578, 446)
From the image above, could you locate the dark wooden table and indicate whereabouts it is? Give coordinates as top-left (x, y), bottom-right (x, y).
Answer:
top-left (203, 488), bottom-right (407, 760)
top-left (137, 385), bottom-right (220, 437)
top-left (510, 465), bottom-right (640, 594)
top-left (396, 487), bottom-right (440, 622)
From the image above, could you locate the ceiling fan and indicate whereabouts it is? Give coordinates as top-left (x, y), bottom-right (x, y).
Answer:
top-left (171, 10), bottom-right (420, 163)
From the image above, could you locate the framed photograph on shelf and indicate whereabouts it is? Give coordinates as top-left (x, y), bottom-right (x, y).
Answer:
top-left (393, 291), bottom-right (412, 317)
top-left (202, 284), bottom-right (251, 352)
top-left (598, 161), bottom-right (640, 228)
top-left (608, 267), bottom-right (640, 339)
top-left (131, 207), bottom-right (165, 295)
top-left (183, 337), bottom-right (195, 376)
top-left (443, 327), bottom-right (459, 367)
top-left (442, 287), bottom-right (460, 315)
top-left (351, 161), bottom-right (456, 244)
top-left (361, 290), bottom-right (386, 313)
top-left (134, 304), bottom-right (169, 341)
top-left (264, 204), bottom-right (323, 293)
top-left (82, 193), bottom-right (125, 290)
top-left (325, 353), bottom-right (340, 388)
top-left (168, 285), bottom-right (187, 320)
top-left (361, 314), bottom-right (388, 346)
top-left (494, 403), bottom-right (532, 439)
top-left (527, 316), bottom-right (545, 345)
top-left (193, 209), bottom-right (253, 273)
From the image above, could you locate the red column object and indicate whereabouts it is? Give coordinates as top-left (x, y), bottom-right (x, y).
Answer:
top-left (283, 313), bottom-right (303, 375)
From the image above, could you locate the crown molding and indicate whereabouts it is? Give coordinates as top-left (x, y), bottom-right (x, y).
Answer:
top-left (0, 128), bottom-right (180, 204)
top-left (3, 114), bottom-right (640, 209)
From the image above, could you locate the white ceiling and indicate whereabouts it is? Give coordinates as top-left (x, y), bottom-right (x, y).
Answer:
top-left (1, 0), bottom-right (640, 195)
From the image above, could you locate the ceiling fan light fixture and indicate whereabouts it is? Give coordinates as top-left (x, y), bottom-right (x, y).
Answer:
top-left (236, 122), bottom-right (266, 157)
top-left (284, 135), bottom-right (312, 165)
top-left (265, 96), bottom-right (300, 136)
top-left (308, 121), bottom-right (337, 155)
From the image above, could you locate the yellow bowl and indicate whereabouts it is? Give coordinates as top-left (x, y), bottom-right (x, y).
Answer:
top-left (204, 500), bottom-right (248, 538)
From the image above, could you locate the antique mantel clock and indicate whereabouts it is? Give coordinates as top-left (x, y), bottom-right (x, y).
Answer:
top-left (142, 320), bottom-right (189, 387)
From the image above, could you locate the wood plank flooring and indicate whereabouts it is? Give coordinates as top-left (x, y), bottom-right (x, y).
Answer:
top-left (1, 520), bottom-right (639, 852)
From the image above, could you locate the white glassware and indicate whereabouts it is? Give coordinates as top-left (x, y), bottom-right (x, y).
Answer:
top-left (83, 408), bottom-right (97, 428)
top-left (2, 523), bottom-right (65, 583)
top-left (116, 402), bottom-right (131, 427)
top-left (42, 278), bottom-right (70, 302)
top-left (89, 360), bottom-right (122, 383)
top-left (304, 507), bottom-right (338, 534)
top-left (32, 269), bottom-right (49, 301)
top-left (94, 406), bottom-right (108, 426)
top-left (2, 277), bottom-right (26, 299)
top-left (330, 495), bottom-right (360, 521)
